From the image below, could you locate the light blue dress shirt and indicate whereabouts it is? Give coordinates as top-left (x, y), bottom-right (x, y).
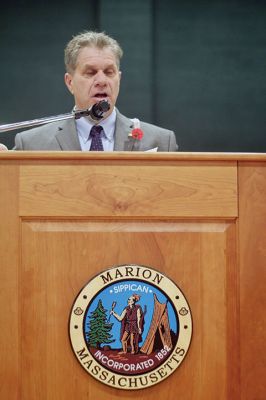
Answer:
top-left (76, 109), bottom-right (116, 151)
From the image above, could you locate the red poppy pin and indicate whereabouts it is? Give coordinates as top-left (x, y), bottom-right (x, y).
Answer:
top-left (131, 128), bottom-right (143, 140)
top-left (128, 118), bottom-right (144, 140)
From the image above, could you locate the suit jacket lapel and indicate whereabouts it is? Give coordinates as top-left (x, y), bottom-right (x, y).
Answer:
top-left (54, 119), bottom-right (81, 150)
top-left (114, 110), bottom-right (137, 151)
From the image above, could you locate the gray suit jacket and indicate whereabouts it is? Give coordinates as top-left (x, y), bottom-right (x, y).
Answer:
top-left (14, 110), bottom-right (178, 151)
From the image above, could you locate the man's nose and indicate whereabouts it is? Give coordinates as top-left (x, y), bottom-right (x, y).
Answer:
top-left (94, 70), bottom-right (107, 85)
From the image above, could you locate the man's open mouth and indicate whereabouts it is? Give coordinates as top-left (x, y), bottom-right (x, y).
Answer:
top-left (94, 93), bottom-right (108, 99)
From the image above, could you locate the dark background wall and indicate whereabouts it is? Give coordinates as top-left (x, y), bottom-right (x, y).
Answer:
top-left (0, 0), bottom-right (265, 151)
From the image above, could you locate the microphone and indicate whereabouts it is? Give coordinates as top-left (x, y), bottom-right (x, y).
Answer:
top-left (0, 143), bottom-right (8, 151)
top-left (0, 100), bottom-right (110, 134)
top-left (74, 99), bottom-right (110, 121)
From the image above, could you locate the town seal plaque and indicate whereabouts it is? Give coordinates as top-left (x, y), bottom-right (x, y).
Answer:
top-left (69, 264), bottom-right (192, 390)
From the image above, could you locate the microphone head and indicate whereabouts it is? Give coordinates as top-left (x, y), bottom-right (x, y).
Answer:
top-left (74, 99), bottom-right (111, 121)
top-left (0, 143), bottom-right (8, 151)
top-left (90, 99), bottom-right (110, 120)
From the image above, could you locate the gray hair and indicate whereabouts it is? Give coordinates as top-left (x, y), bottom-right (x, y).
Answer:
top-left (64, 31), bottom-right (123, 73)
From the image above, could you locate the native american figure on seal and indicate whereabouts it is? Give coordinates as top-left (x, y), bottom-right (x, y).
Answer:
top-left (110, 294), bottom-right (145, 354)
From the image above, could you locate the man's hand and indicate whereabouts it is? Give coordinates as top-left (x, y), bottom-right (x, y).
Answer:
top-left (0, 143), bottom-right (8, 151)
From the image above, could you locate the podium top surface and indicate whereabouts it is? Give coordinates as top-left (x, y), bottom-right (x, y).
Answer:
top-left (1, 151), bottom-right (266, 162)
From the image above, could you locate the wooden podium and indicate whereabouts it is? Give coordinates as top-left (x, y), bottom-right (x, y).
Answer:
top-left (0, 152), bottom-right (265, 400)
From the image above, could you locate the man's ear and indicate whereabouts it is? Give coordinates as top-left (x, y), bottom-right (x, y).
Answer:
top-left (64, 73), bottom-right (74, 94)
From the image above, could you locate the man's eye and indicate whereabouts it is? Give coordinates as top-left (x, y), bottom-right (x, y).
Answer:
top-left (84, 70), bottom-right (95, 76)
top-left (105, 69), bottom-right (115, 76)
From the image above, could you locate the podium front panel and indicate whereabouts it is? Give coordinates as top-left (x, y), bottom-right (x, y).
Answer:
top-left (1, 152), bottom-right (265, 400)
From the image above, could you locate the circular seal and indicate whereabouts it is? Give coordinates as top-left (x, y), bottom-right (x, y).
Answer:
top-left (69, 264), bottom-right (192, 390)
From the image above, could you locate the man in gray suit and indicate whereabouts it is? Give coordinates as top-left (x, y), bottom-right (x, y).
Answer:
top-left (14, 31), bottom-right (177, 152)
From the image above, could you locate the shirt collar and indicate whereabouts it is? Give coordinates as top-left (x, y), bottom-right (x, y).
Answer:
top-left (76, 108), bottom-right (116, 144)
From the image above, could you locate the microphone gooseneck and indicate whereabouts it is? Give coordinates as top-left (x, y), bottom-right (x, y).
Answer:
top-left (0, 100), bottom-right (111, 133)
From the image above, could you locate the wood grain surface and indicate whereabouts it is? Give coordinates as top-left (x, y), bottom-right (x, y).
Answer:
top-left (20, 220), bottom-right (235, 400)
top-left (239, 163), bottom-right (266, 400)
top-left (0, 153), bottom-right (264, 399)
top-left (19, 163), bottom-right (237, 217)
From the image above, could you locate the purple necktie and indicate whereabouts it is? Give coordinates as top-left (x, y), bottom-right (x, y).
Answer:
top-left (89, 125), bottom-right (104, 151)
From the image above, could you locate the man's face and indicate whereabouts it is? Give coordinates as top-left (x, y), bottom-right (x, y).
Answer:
top-left (127, 296), bottom-right (134, 306)
top-left (64, 46), bottom-right (121, 117)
